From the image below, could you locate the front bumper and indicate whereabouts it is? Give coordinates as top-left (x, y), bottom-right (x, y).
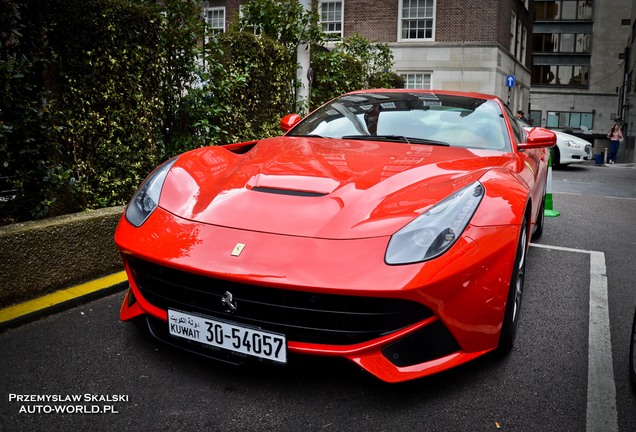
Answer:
top-left (116, 207), bottom-right (519, 382)
top-left (559, 142), bottom-right (592, 165)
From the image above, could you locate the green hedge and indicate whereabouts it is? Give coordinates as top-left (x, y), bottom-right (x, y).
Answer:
top-left (1, 0), bottom-right (60, 220)
top-left (0, 0), bottom-right (400, 225)
top-left (215, 31), bottom-right (295, 141)
top-left (46, 0), bottom-right (165, 212)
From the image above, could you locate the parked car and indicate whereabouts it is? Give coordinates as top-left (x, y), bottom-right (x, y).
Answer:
top-left (519, 120), bottom-right (592, 166)
top-left (115, 89), bottom-right (556, 383)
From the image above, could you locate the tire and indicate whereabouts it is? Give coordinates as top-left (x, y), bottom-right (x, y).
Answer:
top-left (630, 308), bottom-right (636, 392)
top-left (532, 188), bottom-right (546, 240)
top-left (550, 146), bottom-right (561, 167)
top-left (497, 218), bottom-right (528, 354)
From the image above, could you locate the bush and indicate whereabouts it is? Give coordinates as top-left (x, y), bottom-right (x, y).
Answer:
top-left (310, 34), bottom-right (400, 109)
top-left (213, 31), bottom-right (295, 141)
top-left (0, 0), bottom-right (227, 222)
top-left (310, 47), bottom-right (366, 110)
top-left (0, 0), bottom-right (399, 224)
top-left (0, 0), bottom-right (61, 221)
top-left (45, 0), bottom-right (165, 212)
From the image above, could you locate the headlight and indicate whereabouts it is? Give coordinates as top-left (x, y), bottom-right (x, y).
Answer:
top-left (125, 157), bottom-right (178, 227)
top-left (563, 139), bottom-right (581, 148)
top-left (385, 181), bottom-right (484, 264)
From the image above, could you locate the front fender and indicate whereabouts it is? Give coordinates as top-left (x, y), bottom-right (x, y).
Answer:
top-left (471, 169), bottom-right (530, 227)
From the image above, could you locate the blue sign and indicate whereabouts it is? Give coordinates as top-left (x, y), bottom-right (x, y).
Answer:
top-left (505, 75), bottom-right (515, 87)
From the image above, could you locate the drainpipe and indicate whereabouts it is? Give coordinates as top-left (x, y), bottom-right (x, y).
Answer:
top-left (296, 0), bottom-right (311, 115)
top-left (619, 47), bottom-right (629, 125)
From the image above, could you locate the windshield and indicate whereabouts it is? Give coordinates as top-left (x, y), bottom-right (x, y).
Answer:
top-left (288, 92), bottom-right (511, 151)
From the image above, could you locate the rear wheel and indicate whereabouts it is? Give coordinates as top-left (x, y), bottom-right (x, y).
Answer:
top-left (497, 218), bottom-right (528, 354)
top-left (550, 146), bottom-right (561, 167)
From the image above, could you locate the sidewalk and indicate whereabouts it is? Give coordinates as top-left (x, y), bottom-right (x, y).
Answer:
top-left (0, 271), bottom-right (128, 332)
top-left (606, 162), bottom-right (636, 168)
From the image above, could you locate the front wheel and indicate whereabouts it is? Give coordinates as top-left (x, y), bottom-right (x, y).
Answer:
top-left (532, 187), bottom-right (546, 240)
top-left (497, 218), bottom-right (528, 354)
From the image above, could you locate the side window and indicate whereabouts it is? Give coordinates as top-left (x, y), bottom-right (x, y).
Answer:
top-left (504, 106), bottom-right (527, 144)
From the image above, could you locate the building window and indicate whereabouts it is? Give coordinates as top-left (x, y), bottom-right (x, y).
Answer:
top-left (533, 33), bottom-right (591, 53)
top-left (515, 19), bottom-right (522, 59)
top-left (510, 13), bottom-right (517, 53)
top-left (529, 110), bottom-right (541, 126)
top-left (203, 6), bottom-right (225, 35)
top-left (399, 0), bottom-right (435, 41)
top-left (510, 15), bottom-right (528, 64)
top-left (535, 1), bottom-right (593, 21)
top-left (400, 72), bottom-right (431, 89)
top-left (532, 65), bottom-right (589, 87)
top-left (520, 26), bottom-right (527, 64)
top-left (320, 1), bottom-right (343, 37)
top-left (546, 111), bottom-right (593, 129)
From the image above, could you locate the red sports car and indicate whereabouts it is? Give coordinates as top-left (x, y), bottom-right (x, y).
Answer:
top-left (115, 90), bottom-right (556, 383)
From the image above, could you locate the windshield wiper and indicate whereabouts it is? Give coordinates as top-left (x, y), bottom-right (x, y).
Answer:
top-left (290, 134), bottom-right (328, 138)
top-left (342, 135), bottom-right (449, 146)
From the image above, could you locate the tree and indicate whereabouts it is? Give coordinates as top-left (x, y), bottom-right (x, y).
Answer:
top-left (235, 0), bottom-right (323, 53)
top-left (337, 33), bottom-right (399, 89)
top-left (234, 1), bottom-right (401, 113)
top-left (235, 0), bottom-right (323, 113)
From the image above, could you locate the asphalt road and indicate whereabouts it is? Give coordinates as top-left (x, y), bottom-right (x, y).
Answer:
top-left (1, 161), bottom-right (635, 432)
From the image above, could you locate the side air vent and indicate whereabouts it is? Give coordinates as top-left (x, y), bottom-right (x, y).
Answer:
top-left (251, 186), bottom-right (327, 197)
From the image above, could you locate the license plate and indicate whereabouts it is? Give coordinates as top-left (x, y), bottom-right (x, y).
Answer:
top-left (168, 309), bottom-right (287, 363)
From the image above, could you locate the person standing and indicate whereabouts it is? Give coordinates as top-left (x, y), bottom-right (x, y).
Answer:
top-left (515, 110), bottom-right (529, 123)
top-left (606, 123), bottom-right (623, 164)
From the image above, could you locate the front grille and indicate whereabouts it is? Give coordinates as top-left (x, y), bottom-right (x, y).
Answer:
top-left (128, 256), bottom-right (432, 345)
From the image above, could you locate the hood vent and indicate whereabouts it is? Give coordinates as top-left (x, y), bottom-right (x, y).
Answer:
top-left (252, 186), bottom-right (327, 197)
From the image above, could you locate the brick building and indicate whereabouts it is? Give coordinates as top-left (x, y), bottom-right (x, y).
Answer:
top-left (202, 0), bottom-right (533, 115)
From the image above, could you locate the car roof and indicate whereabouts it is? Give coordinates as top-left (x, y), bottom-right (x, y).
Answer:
top-left (346, 88), bottom-right (502, 102)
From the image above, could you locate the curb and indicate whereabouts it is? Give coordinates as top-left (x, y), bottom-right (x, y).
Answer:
top-left (0, 271), bottom-right (128, 333)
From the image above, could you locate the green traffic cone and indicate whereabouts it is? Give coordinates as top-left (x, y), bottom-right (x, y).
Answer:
top-left (544, 152), bottom-right (560, 217)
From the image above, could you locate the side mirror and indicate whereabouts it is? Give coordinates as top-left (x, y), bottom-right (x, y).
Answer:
top-left (517, 127), bottom-right (556, 150)
top-left (280, 114), bottom-right (301, 132)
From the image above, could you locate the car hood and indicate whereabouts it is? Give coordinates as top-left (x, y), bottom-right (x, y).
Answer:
top-left (159, 136), bottom-right (513, 239)
top-left (553, 130), bottom-right (592, 145)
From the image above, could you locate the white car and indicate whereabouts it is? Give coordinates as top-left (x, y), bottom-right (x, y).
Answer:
top-left (519, 121), bottom-right (592, 166)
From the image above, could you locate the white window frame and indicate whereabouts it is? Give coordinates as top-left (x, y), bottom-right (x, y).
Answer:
top-left (400, 72), bottom-right (432, 89)
top-left (319, 0), bottom-right (344, 38)
top-left (398, 0), bottom-right (436, 42)
top-left (510, 12), bottom-right (517, 53)
top-left (515, 18), bottom-right (522, 59)
top-left (203, 6), bottom-right (225, 36)
top-left (520, 26), bottom-right (527, 65)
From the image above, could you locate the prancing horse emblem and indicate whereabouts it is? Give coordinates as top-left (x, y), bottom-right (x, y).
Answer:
top-left (231, 243), bottom-right (246, 257)
top-left (221, 291), bottom-right (238, 313)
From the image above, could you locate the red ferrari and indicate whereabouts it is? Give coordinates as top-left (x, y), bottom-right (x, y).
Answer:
top-left (115, 90), bottom-right (556, 383)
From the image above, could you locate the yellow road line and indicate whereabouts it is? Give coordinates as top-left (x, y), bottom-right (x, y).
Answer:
top-left (0, 271), bottom-right (127, 324)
